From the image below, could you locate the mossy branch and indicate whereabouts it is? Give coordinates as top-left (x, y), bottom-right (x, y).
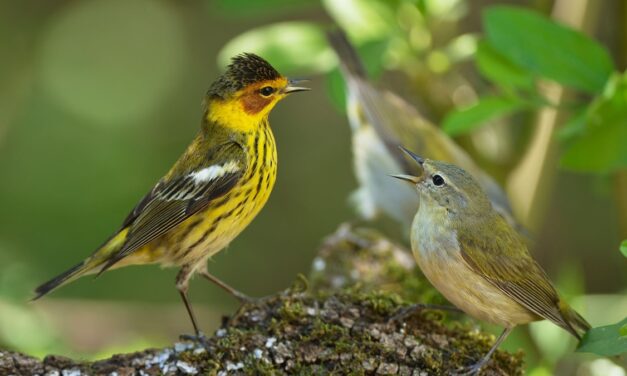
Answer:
top-left (0, 226), bottom-right (524, 375)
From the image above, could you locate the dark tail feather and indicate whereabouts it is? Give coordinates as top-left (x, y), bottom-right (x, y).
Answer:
top-left (32, 261), bottom-right (85, 300)
top-left (569, 309), bottom-right (592, 340)
top-left (560, 303), bottom-right (591, 341)
top-left (326, 29), bottom-right (368, 79)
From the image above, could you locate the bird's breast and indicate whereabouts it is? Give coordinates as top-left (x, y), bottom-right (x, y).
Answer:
top-left (411, 213), bottom-right (537, 327)
top-left (152, 125), bottom-right (278, 267)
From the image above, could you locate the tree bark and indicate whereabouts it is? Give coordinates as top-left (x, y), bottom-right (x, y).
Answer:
top-left (0, 226), bottom-right (524, 375)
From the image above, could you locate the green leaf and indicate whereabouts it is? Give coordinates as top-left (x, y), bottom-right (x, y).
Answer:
top-left (578, 316), bottom-right (627, 356)
top-left (442, 96), bottom-right (526, 136)
top-left (475, 40), bottom-right (535, 92)
top-left (484, 6), bottom-right (614, 93)
top-left (561, 120), bottom-right (627, 173)
top-left (218, 22), bottom-right (335, 76)
top-left (560, 73), bottom-right (627, 173)
top-left (556, 108), bottom-right (588, 140)
top-left (620, 240), bottom-right (627, 258)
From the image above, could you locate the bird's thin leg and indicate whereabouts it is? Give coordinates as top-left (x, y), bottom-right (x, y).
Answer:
top-left (199, 268), bottom-right (253, 303)
top-left (176, 266), bottom-right (203, 338)
top-left (388, 303), bottom-right (462, 323)
top-left (458, 327), bottom-right (513, 375)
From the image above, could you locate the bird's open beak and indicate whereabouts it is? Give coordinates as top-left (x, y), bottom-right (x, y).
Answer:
top-left (390, 174), bottom-right (421, 184)
top-left (398, 145), bottom-right (424, 166)
top-left (391, 146), bottom-right (425, 185)
top-left (283, 78), bottom-right (311, 94)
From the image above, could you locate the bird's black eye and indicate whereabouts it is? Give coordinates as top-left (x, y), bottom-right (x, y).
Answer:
top-left (259, 86), bottom-right (275, 97)
top-left (432, 174), bottom-right (445, 186)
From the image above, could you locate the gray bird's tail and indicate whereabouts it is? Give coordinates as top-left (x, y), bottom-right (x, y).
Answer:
top-left (559, 300), bottom-right (591, 341)
top-left (326, 29), bottom-right (368, 79)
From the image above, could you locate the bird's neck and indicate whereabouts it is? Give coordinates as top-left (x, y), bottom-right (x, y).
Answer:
top-left (413, 197), bottom-right (497, 256)
top-left (206, 98), bottom-right (270, 133)
top-left (413, 198), bottom-right (457, 258)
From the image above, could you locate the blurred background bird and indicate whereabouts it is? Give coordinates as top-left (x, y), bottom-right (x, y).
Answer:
top-left (33, 53), bottom-right (309, 336)
top-left (326, 29), bottom-right (518, 231)
top-left (393, 148), bottom-right (589, 374)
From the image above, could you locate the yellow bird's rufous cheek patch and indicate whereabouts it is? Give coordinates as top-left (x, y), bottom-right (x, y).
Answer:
top-left (239, 78), bottom-right (288, 115)
top-left (241, 93), bottom-right (273, 115)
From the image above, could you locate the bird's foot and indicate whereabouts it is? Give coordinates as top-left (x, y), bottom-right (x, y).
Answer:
top-left (454, 359), bottom-right (489, 376)
top-left (232, 290), bottom-right (256, 304)
top-left (388, 303), bottom-right (462, 323)
top-left (179, 331), bottom-right (211, 348)
top-left (233, 290), bottom-right (278, 306)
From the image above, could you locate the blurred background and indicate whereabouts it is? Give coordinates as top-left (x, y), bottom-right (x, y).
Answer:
top-left (0, 0), bottom-right (625, 374)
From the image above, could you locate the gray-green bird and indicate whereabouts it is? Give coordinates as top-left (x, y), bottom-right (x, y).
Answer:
top-left (393, 147), bottom-right (590, 375)
top-left (327, 29), bottom-right (515, 229)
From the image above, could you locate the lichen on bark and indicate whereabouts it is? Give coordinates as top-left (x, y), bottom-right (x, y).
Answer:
top-left (0, 225), bottom-right (524, 375)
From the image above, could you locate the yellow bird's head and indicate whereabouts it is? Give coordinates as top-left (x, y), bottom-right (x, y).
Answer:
top-left (206, 53), bottom-right (309, 132)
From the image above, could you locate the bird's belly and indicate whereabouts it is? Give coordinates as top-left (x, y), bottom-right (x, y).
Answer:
top-left (352, 127), bottom-right (418, 225)
top-left (414, 243), bottom-right (537, 327)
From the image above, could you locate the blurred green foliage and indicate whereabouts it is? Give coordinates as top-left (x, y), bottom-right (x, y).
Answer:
top-left (0, 0), bottom-right (625, 373)
top-left (39, 0), bottom-right (187, 125)
top-left (483, 6), bottom-right (614, 93)
top-left (0, 250), bottom-right (60, 355)
top-left (443, 95), bottom-right (527, 136)
top-left (442, 6), bottom-right (627, 174)
top-left (219, 22), bottom-right (334, 75)
top-left (474, 41), bottom-right (536, 93)
top-left (560, 72), bottom-right (627, 173)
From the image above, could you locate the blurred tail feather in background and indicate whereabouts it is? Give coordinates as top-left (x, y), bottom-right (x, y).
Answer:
top-left (327, 29), bottom-right (520, 232)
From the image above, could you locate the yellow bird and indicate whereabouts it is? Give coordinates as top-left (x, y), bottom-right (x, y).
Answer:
top-left (34, 53), bottom-right (309, 336)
